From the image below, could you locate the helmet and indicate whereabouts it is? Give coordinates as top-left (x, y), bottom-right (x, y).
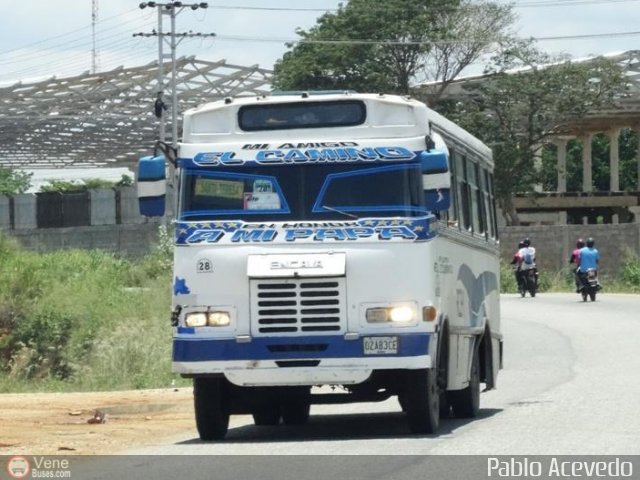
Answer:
top-left (576, 238), bottom-right (585, 248)
top-left (523, 237), bottom-right (531, 247)
top-left (518, 241), bottom-right (525, 249)
top-left (586, 237), bottom-right (595, 248)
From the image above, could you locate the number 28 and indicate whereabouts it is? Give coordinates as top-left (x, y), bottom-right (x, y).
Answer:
top-left (197, 259), bottom-right (212, 273)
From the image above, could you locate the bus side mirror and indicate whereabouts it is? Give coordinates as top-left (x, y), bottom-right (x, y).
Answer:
top-left (420, 150), bottom-right (451, 212)
top-left (137, 155), bottom-right (166, 217)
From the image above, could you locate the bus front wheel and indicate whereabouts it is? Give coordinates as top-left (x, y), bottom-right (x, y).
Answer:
top-left (401, 369), bottom-right (440, 434)
top-left (194, 377), bottom-right (230, 441)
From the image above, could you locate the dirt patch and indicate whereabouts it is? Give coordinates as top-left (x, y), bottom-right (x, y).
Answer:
top-left (0, 388), bottom-right (197, 455)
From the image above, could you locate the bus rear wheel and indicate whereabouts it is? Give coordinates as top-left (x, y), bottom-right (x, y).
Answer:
top-left (401, 369), bottom-right (440, 434)
top-left (194, 377), bottom-right (230, 441)
top-left (449, 348), bottom-right (480, 418)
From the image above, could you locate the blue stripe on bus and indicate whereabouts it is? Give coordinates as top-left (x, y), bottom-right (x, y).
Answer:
top-left (172, 333), bottom-right (430, 362)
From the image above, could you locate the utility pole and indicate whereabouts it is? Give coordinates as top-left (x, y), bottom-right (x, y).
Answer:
top-left (91, 0), bottom-right (99, 74)
top-left (135, 2), bottom-right (213, 148)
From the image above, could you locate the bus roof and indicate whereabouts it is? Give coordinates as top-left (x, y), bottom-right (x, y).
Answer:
top-left (182, 92), bottom-right (491, 163)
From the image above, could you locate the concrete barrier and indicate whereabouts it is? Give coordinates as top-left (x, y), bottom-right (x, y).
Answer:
top-left (117, 186), bottom-right (146, 225)
top-left (90, 189), bottom-right (116, 225)
top-left (12, 194), bottom-right (37, 230)
top-left (0, 195), bottom-right (10, 230)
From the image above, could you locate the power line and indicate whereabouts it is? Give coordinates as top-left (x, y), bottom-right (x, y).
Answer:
top-left (0, 17), bottom-right (155, 65)
top-left (535, 30), bottom-right (640, 41)
top-left (206, 0), bottom-right (640, 10)
top-left (0, 37), bottom-right (154, 80)
top-left (0, 8), bottom-right (141, 57)
top-left (3, 26), bottom-right (638, 81)
top-left (209, 29), bottom-right (640, 46)
top-left (514, 0), bottom-right (640, 6)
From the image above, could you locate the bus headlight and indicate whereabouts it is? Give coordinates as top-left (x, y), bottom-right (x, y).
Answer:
top-left (366, 305), bottom-right (416, 323)
top-left (366, 308), bottom-right (389, 323)
top-left (389, 306), bottom-right (414, 323)
top-left (207, 311), bottom-right (231, 326)
top-left (184, 311), bottom-right (232, 327)
top-left (185, 312), bottom-right (207, 327)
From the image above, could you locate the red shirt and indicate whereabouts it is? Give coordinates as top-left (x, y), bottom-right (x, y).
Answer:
top-left (570, 248), bottom-right (581, 266)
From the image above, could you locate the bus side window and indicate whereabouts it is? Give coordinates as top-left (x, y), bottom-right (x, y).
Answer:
top-left (457, 154), bottom-right (471, 232)
top-left (480, 169), bottom-right (491, 239)
top-left (476, 163), bottom-right (488, 236)
top-left (487, 171), bottom-right (499, 239)
top-left (448, 148), bottom-right (460, 228)
top-left (466, 158), bottom-right (481, 234)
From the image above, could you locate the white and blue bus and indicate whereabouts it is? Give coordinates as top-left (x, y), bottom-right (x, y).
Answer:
top-left (138, 92), bottom-right (502, 440)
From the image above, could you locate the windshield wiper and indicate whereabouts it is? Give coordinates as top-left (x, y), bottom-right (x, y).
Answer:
top-left (321, 205), bottom-right (359, 219)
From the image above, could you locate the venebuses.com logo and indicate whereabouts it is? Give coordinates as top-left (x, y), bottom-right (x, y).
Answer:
top-left (6, 456), bottom-right (72, 478)
top-left (6, 456), bottom-right (30, 479)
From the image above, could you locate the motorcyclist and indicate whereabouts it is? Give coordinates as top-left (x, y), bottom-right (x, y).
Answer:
top-left (518, 238), bottom-right (538, 288)
top-left (510, 240), bottom-right (526, 291)
top-left (519, 238), bottom-right (536, 265)
top-left (511, 238), bottom-right (537, 292)
top-left (578, 237), bottom-right (600, 290)
top-left (569, 238), bottom-right (585, 292)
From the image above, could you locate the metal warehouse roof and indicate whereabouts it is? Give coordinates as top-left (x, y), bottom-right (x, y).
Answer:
top-left (0, 56), bottom-right (272, 169)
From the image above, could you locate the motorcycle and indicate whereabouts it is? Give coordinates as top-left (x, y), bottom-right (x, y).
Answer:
top-left (578, 268), bottom-right (600, 302)
top-left (518, 267), bottom-right (538, 298)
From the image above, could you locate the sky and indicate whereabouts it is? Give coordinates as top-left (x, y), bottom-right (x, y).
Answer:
top-left (0, 0), bottom-right (639, 86)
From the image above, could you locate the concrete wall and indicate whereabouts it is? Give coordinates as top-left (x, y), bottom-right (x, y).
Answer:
top-left (8, 223), bottom-right (163, 259)
top-left (90, 188), bottom-right (116, 226)
top-left (0, 187), bottom-right (166, 258)
top-left (0, 195), bottom-right (10, 229)
top-left (12, 194), bottom-right (37, 229)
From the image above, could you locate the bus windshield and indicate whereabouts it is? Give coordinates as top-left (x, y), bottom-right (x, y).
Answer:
top-left (179, 162), bottom-right (427, 222)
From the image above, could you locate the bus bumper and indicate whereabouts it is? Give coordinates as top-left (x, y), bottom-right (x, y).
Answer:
top-left (172, 333), bottom-right (432, 386)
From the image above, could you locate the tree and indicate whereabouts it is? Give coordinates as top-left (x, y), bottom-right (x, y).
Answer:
top-left (441, 40), bottom-right (627, 225)
top-left (272, 0), bottom-right (514, 96)
top-left (0, 168), bottom-right (32, 196)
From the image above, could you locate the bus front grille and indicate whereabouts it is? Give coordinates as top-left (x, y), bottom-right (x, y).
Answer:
top-left (250, 278), bottom-right (346, 336)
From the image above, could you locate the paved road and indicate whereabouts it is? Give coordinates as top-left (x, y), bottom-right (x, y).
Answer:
top-left (66, 293), bottom-right (640, 479)
top-left (125, 293), bottom-right (640, 457)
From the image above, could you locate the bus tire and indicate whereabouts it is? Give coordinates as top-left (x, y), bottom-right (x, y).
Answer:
top-left (194, 377), bottom-right (229, 441)
top-left (449, 347), bottom-right (480, 418)
top-left (252, 405), bottom-right (281, 426)
top-left (437, 321), bottom-right (451, 418)
top-left (281, 386), bottom-right (311, 425)
top-left (252, 389), bottom-right (281, 426)
top-left (402, 369), bottom-right (440, 434)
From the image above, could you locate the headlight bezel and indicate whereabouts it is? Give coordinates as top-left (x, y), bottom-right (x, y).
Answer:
top-left (364, 302), bottom-right (419, 326)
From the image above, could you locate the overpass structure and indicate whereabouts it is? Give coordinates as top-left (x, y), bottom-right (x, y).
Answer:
top-left (421, 50), bottom-right (640, 225)
top-left (0, 57), bottom-right (272, 169)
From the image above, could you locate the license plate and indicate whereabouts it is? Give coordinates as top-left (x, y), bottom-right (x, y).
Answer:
top-left (363, 336), bottom-right (398, 355)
